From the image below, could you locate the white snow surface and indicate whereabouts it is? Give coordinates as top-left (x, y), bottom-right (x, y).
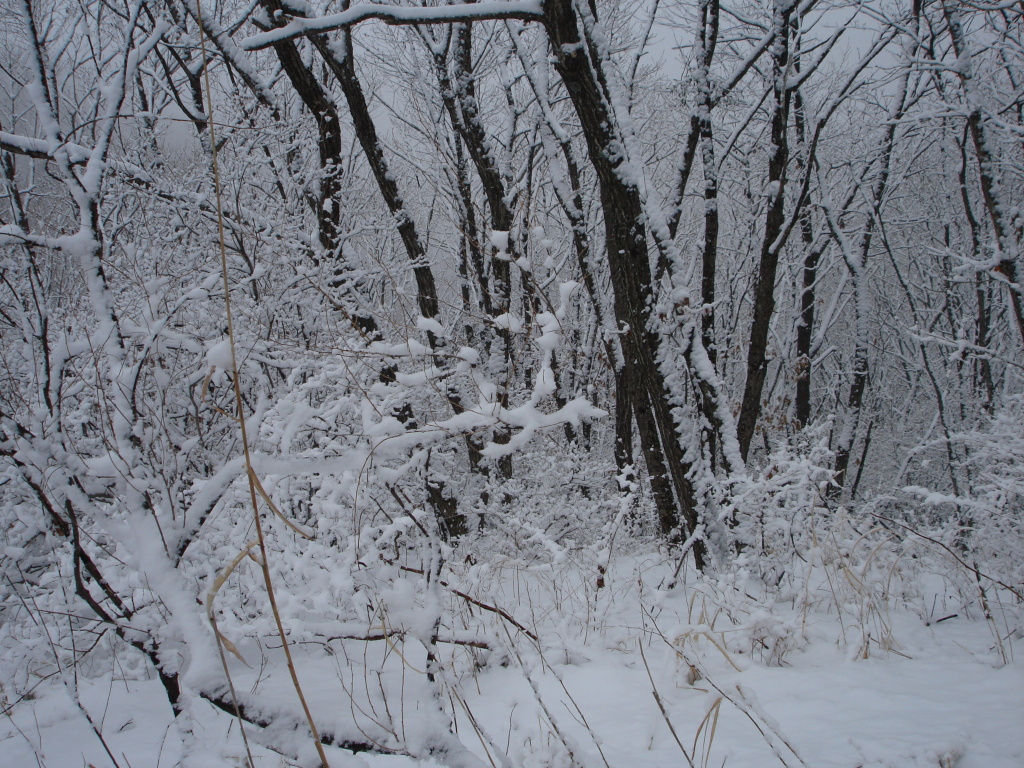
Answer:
top-left (2, 554), bottom-right (1020, 768)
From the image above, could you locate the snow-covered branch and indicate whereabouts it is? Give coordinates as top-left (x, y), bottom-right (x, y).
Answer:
top-left (241, 0), bottom-right (543, 50)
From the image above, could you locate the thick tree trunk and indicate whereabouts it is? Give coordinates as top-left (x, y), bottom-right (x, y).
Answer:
top-left (542, 0), bottom-right (705, 564)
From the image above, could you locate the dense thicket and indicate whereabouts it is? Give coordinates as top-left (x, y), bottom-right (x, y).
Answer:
top-left (1, 0), bottom-right (1021, 764)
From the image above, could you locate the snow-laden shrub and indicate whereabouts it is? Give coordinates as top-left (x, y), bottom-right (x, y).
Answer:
top-left (897, 396), bottom-right (1024, 660)
top-left (904, 394), bottom-right (1024, 590)
top-left (725, 425), bottom-right (835, 583)
top-left (704, 429), bottom-right (914, 662)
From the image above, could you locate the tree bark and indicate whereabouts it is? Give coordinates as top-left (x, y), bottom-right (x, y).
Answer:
top-left (736, 0), bottom-right (795, 461)
top-left (542, 0), bottom-right (705, 563)
top-left (942, 0), bottom-right (1024, 351)
top-left (792, 79), bottom-right (820, 430)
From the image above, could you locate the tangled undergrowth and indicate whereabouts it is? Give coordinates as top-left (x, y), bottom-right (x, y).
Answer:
top-left (6, 459), bottom-right (1018, 768)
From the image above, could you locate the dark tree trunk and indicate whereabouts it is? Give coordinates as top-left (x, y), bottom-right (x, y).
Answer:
top-left (542, 0), bottom-right (705, 564)
top-left (943, 0), bottom-right (1024, 351)
top-left (955, 125), bottom-right (995, 411)
top-left (792, 84), bottom-right (821, 430)
top-left (697, 0), bottom-right (721, 470)
top-left (306, 9), bottom-right (440, 324)
top-left (737, 0), bottom-right (795, 461)
top-left (259, 1), bottom-right (343, 260)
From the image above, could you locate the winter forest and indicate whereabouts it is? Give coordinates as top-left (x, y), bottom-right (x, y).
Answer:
top-left (1, 0), bottom-right (1022, 765)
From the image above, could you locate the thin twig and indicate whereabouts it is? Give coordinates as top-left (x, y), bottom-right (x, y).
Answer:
top-left (638, 639), bottom-right (696, 768)
top-left (198, 7), bottom-right (329, 766)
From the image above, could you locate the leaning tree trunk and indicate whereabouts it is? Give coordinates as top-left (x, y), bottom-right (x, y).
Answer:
top-left (542, 0), bottom-right (705, 565)
top-left (430, 19), bottom-right (518, 480)
top-left (262, 0), bottom-right (473, 536)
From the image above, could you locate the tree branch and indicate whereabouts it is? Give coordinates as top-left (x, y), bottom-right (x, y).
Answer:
top-left (241, 0), bottom-right (543, 50)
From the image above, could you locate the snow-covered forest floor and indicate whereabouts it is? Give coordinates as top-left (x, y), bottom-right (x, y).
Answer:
top-left (5, 0), bottom-right (1024, 766)
top-left (4, 524), bottom-right (1021, 768)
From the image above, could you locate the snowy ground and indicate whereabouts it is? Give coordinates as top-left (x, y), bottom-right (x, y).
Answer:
top-left (2, 553), bottom-right (1022, 768)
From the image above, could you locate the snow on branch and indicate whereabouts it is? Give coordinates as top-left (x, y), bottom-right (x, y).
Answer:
top-left (0, 131), bottom-right (89, 163)
top-left (241, 0), bottom-right (543, 50)
top-left (0, 130), bottom-right (155, 184)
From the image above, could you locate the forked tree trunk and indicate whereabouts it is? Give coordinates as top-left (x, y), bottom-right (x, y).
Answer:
top-left (262, 0), bottom-right (471, 536)
top-left (542, 0), bottom-right (705, 565)
top-left (431, 19), bottom-right (517, 480)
